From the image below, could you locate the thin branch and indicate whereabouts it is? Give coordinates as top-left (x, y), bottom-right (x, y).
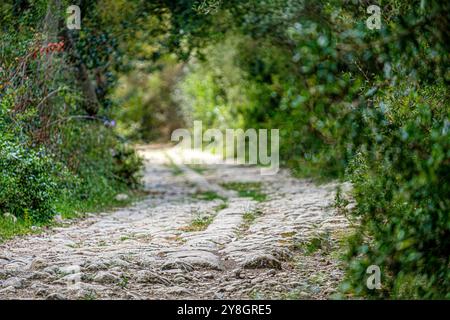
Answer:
top-left (35, 87), bottom-right (66, 110)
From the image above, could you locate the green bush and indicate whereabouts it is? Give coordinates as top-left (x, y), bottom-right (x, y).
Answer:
top-left (341, 84), bottom-right (450, 299)
top-left (112, 143), bottom-right (143, 189)
top-left (0, 92), bottom-right (65, 224)
top-left (56, 121), bottom-right (143, 181)
top-left (0, 140), bottom-right (61, 223)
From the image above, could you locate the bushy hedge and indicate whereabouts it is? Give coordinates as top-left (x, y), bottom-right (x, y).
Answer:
top-left (341, 83), bottom-right (450, 298)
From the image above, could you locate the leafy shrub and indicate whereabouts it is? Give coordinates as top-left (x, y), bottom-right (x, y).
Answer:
top-left (341, 84), bottom-right (450, 299)
top-left (112, 143), bottom-right (143, 189)
top-left (53, 121), bottom-right (143, 206)
top-left (0, 140), bottom-right (61, 223)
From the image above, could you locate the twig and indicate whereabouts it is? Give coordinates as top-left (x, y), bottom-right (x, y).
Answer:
top-left (35, 87), bottom-right (65, 109)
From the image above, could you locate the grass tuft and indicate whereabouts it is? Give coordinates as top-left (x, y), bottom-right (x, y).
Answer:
top-left (221, 182), bottom-right (267, 202)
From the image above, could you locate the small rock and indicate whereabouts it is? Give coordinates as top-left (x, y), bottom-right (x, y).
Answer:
top-left (164, 250), bottom-right (224, 271)
top-left (1, 277), bottom-right (23, 289)
top-left (31, 226), bottom-right (40, 231)
top-left (46, 293), bottom-right (67, 300)
top-left (85, 262), bottom-right (108, 271)
top-left (68, 283), bottom-right (98, 299)
top-left (110, 258), bottom-right (130, 268)
top-left (0, 253), bottom-right (11, 260)
top-left (299, 291), bottom-right (310, 298)
top-left (61, 273), bottom-right (82, 285)
top-left (271, 247), bottom-right (292, 261)
top-left (310, 285), bottom-right (321, 294)
top-left (58, 265), bottom-right (81, 275)
top-left (27, 272), bottom-right (50, 280)
top-left (29, 257), bottom-right (47, 271)
top-left (214, 292), bottom-right (225, 299)
top-left (93, 271), bottom-right (118, 284)
top-left (115, 194), bottom-right (129, 202)
top-left (203, 272), bottom-right (215, 279)
top-left (233, 268), bottom-right (244, 279)
top-left (36, 288), bottom-right (49, 297)
top-left (224, 285), bottom-right (236, 292)
top-left (250, 278), bottom-right (263, 285)
top-left (125, 292), bottom-right (141, 300)
top-left (43, 265), bottom-right (59, 274)
top-left (267, 269), bottom-right (276, 276)
top-left (162, 269), bottom-right (184, 275)
top-left (161, 260), bottom-right (194, 272)
top-left (166, 286), bottom-right (192, 295)
top-left (135, 270), bottom-right (171, 285)
top-left (241, 254), bottom-right (282, 270)
top-left (173, 274), bottom-right (194, 284)
top-left (109, 267), bottom-right (123, 273)
top-left (62, 239), bottom-right (76, 247)
top-left (0, 286), bottom-right (16, 294)
top-left (53, 214), bottom-right (64, 224)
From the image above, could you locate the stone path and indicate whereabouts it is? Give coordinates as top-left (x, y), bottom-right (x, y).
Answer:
top-left (0, 145), bottom-right (350, 300)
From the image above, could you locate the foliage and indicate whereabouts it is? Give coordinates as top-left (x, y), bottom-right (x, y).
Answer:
top-left (221, 182), bottom-right (267, 202)
top-left (341, 83), bottom-right (450, 299)
top-left (113, 55), bottom-right (185, 141)
top-left (0, 139), bottom-right (61, 223)
top-left (112, 143), bottom-right (143, 189)
top-left (0, 0), bottom-right (143, 226)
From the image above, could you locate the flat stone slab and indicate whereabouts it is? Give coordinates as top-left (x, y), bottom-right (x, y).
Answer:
top-left (163, 250), bottom-right (224, 271)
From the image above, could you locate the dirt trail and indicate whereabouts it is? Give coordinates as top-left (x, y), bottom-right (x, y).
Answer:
top-left (0, 145), bottom-right (350, 300)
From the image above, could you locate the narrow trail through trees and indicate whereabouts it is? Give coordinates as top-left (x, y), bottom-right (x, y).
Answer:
top-left (0, 145), bottom-right (350, 299)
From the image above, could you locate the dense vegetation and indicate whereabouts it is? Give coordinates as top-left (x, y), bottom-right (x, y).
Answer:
top-left (0, 0), bottom-right (143, 237)
top-left (1, 0), bottom-right (448, 298)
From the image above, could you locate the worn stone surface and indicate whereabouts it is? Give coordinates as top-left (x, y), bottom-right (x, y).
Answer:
top-left (0, 145), bottom-right (350, 300)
